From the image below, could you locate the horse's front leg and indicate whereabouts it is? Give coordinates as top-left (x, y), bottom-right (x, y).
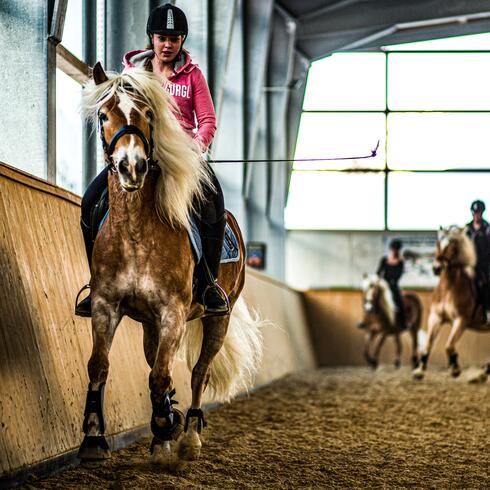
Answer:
top-left (149, 306), bottom-right (186, 468)
top-left (371, 332), bottom-right (387, 369)
top-left (364, 330), bottom-right (377, 368)
top-left (78, 300), bottom-right (121, 461)
top-left (413, 308), bottom-right (442, 380)
top-left (177, 315), bottom-right (229, 463)
top-left (445, 316), bottom-right (466, 378)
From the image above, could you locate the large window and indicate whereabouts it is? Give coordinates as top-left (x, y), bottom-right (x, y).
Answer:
top-left (286, 33), bottom-right (490, 230)
top-left (55, 0), bottom-right (105, 194)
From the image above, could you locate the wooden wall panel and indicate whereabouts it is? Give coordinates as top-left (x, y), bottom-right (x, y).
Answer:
top-left (0, 162), bottom-right (313, 476)
top-left (303, 289), bottom-right (490, 368)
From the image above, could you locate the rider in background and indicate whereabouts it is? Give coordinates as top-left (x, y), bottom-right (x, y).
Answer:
top-left (76, 3), bottom-right (229, 317)
top-left (377, 239), bottom-right (406, 329)
top-left (465, 200), bottom-right (490, 323)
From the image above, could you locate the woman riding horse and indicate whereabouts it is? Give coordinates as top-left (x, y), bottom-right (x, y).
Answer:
top-left (376, 239), bottom-right (406, 329)
top-left (76, 3), bottom-right (228, 317)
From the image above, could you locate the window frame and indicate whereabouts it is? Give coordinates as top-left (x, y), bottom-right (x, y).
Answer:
top-left (289, 46), bottom-right (490, 232)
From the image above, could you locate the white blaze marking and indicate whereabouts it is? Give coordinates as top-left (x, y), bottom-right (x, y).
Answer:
top-left (113, 92), bottom-right (147, 164)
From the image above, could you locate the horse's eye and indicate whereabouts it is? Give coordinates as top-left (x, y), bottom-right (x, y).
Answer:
top-left (99, 112), bottom-right (108, 122)
top-left (146, 110), bottom-right (154, 121)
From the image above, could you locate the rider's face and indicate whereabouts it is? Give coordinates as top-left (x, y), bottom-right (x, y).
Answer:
top-left (473, 210), bottom-right (483, 221)
top-left (152, 34), bottom-right (183, 63)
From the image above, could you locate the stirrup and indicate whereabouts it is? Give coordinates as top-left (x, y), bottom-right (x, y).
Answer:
top-left (75, 284), bottom-right (91, 317)
top-left (202, 281), bottom-right (230, 316)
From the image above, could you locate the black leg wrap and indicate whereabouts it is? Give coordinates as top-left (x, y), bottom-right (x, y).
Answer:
top-left (151, 389), bottom-right (184, 441)
top-left (449, 352), bottom-right (459, 367)
top-left (185, 408), bottom-right (207, 433)
top-left (82, 383), bottom-right (106, 434)
top-left (420, 353), bottom-right (429, 367)
top-left (486, 363), bottom-right (490, 375)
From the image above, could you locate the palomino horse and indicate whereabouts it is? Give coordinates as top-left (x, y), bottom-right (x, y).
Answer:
top-left (359, 275), bottom-right (422, 369)
top-left (413, 226), bottom-right (490, 380)
top-left (77, 63), bottom-right (263, 468)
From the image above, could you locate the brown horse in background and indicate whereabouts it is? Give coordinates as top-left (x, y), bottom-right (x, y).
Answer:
top-left (359, 275), bottom-right (422, 369)
top-left (413, 227), bottom-right (490, 380)
top-left (77, 63), bottom-right (263, 469)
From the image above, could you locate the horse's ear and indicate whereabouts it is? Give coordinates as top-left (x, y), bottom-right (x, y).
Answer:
top-left (92, 61), bottom-right (108, 85)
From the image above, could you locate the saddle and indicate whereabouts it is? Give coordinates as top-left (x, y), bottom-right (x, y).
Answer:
top-left (90, 192), bottom-right (240, 295)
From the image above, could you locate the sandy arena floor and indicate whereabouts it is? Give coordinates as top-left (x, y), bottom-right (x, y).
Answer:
top-left (23, 366), bottom-right (490, 489)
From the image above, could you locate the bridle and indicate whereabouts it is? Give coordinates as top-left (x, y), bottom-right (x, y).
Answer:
top-left (97, 92), bottom-right (158, 173)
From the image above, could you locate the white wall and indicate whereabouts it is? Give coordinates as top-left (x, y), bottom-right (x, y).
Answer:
top-left (286, 230), bottom-right (438, 290)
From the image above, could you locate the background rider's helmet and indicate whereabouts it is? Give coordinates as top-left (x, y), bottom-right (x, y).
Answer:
top-left (389, 239), bottom-right (402, 251)
top-left (147, 4), bottom-right (188, 40)
top-left (471, 199), bottom-right (486, 213)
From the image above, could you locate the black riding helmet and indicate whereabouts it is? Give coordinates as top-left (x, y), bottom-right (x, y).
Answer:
top-left (147, 3), bottom-right (188, 39)
top-left (471, 199), bottom-right (486, 213)
top-left (389, 239), bottom-right (402, 251)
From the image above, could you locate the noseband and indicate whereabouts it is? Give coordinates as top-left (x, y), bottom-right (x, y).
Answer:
top-left (97, 101), bottom-right (158, 173)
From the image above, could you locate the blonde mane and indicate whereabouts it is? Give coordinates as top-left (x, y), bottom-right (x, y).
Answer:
top-left (439, 226), bottom-right (476, 270)
top-left (362, 274), bottom-right (397, 326)
top-left (82, 67), bottom-right (212, 230)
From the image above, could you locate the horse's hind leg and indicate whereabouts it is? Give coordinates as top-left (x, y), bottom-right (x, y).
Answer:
top-left (445, 317), bottom-right (465, 378)
top-left (177, 314), bottom-right (229, 462)
top-left (148, 308), bottom-right (186, 467)
top-left (394, 334), bottom-right (402, 369)
top-left (364, 331), bottom-right (377, 368)
top-left (78, 302), bottom-right (121, 461)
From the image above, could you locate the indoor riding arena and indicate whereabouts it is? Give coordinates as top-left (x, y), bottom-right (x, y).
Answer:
top-left (4, 1), bottom-right (490, 489)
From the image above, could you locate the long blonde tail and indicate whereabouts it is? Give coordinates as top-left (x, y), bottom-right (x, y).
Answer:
top-left (181, 297), bottom-right (265, 402)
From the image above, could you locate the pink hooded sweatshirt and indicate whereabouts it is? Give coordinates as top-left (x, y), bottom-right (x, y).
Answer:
top-left (123, 49), bottom-right (217, 150)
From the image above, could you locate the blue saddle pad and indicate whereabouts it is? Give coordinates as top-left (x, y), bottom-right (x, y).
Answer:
top-left (99, 211), bottom-right (240, 264)
top-left (189, 216), bottom-right (240, 264)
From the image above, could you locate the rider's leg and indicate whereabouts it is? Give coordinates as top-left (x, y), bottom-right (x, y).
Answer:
top-left (197, 168), bottom-right (229, 315)
top-left (392, 286), bottom-right (406, 329)
top-left (75, 167), bottom-right (110, 317)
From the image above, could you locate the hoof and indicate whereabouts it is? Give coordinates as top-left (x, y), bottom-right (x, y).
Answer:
top-left (176, 429), bottom-right (202, 462)
top-left (78, 436), bottom-right (111, 461)
top-left (450, 367), bottom-right (461, 378)
top-left (394, 359), bottom-right (401, 369)
top-left (151, 440), bottom-right (175, 468)
top-left (412, 367), bottom-right (425, 380)
top-left (469, 369), bottom-right (488, 384)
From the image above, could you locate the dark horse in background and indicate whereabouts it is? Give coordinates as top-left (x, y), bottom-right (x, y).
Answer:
top-left (77, 63), bottom-right (263, 469)
top-left (359, 274), bottom-right (423, 369)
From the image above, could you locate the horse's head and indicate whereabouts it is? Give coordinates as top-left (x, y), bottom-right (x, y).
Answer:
top-left (91, 62), bottom-right (155, 192)
top-left (359, 274), bottom-right (396, 329)
top-left (361, 274), bottom-right (380, 315)
top-left (435, 226), bottom-right (476, 273)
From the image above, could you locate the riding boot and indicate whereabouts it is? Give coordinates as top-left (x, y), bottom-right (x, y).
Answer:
top-left (200, 215), bottom-right (230, 316)
top-left (75, 219), bottom-right (93, 317)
